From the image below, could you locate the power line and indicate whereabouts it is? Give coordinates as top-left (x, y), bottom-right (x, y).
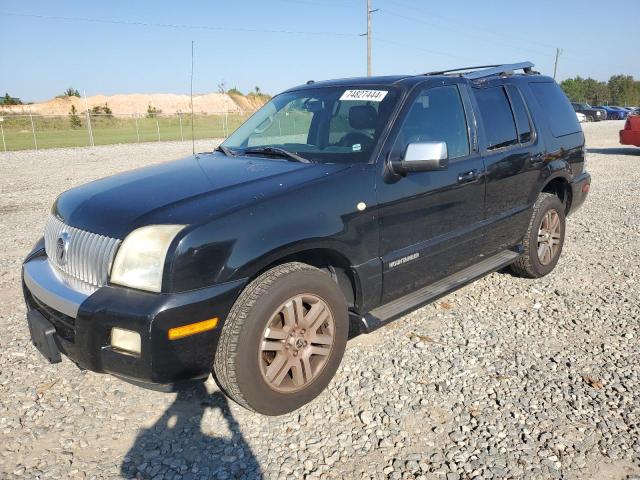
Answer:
top-left (379, 9), bottom-right (552, 58)
top-left (2, 12), bottom-right (361, 37)
top-left (378, 0), bottom-right (557, 51)
top-left (277, 0), bottom-right (360, 7)
top-left (373, 36), bottom-right (468, 61)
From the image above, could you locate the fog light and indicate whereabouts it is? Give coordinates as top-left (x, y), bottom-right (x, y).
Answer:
top-left (111, 328), bottom-right (141, 355)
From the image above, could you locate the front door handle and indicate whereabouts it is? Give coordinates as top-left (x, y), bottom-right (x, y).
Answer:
top-left (457, 169), bottom-right (478, 184)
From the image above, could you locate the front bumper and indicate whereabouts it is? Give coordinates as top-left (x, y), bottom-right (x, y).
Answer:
top-left (22, 246), bottom-right (246, 389)
top-left (568, 171), bottom-right (591, 215)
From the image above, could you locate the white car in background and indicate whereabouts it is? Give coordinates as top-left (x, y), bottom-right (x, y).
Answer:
top-left (576, 112), bottom-right (586, 123)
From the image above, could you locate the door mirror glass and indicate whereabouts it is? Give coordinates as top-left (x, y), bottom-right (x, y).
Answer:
top-left (393, 141), bottom-right (449, 173)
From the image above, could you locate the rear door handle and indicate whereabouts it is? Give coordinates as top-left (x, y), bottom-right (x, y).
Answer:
top-left (457, 169), bottom-right (478, 184)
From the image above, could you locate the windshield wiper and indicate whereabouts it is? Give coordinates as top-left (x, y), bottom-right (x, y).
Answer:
top-left (243, 146), bottom-right (311, 164)
top-left (215, 145), bottom-right (238, 157)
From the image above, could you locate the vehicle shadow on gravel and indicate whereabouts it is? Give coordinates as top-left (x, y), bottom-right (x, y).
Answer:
top-left (120, 384), bottom-right (262, 479)
top-left (587, 147), bottom-right (640, 155)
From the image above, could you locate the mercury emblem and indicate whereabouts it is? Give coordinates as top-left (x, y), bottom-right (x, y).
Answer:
top-left (56, 232), bottom-right (70, 265)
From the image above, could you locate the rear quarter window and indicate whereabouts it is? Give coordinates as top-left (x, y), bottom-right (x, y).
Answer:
top-left (530, 82), bottom-right (581, 137)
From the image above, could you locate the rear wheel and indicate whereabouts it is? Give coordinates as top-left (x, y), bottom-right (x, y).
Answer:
top-left (213, 262), bottom-right (348, 415)
top-left (510, 193), bottom-right (565, 278)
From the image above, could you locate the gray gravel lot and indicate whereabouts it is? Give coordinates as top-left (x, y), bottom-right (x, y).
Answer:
top-left (1, 122), bottom-right (639, 479)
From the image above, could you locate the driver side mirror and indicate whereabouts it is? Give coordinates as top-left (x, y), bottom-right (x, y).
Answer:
top-left (390, 141), bottom-right (449, 174)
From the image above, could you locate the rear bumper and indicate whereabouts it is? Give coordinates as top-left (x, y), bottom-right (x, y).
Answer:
top-left (568, 171), bottom-right (591, 215)
top-left (22, 247), bottom-right (246, 388)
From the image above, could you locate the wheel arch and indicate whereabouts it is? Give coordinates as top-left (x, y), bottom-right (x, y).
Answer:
top-left (541, 175), bottom-right (572, 214)
top-left (245, 247), bottom-right (360, 311)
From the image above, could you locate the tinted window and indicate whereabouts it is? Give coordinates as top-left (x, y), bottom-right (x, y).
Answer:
top-left (529, 82), bottom-right (581, 137)
top-left (473, 86), bottom-right (518, 150)
top-left (506, 85), bottom-right (532, 143)
top-left (396, 85), bottom-right (469, 159)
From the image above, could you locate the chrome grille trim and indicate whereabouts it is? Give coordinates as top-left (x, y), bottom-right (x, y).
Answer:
top-left (44, 215), bottom-right (121, 287)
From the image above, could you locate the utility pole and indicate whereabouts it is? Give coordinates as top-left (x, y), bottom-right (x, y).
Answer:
top-left (367, 0), bottom-right (372, 76)
top-left (553, 48), bottom-right (562, 80)
top-left (364, 0), bottom-right (379, 77)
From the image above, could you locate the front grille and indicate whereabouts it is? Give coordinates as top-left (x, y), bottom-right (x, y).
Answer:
top-left (44, 215), bottom-right (121, 287)
top-left (27, 290), bottom-right (76, 343)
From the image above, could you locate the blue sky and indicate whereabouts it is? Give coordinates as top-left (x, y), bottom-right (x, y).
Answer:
top-left (1, 0), bottom-right (638, 102)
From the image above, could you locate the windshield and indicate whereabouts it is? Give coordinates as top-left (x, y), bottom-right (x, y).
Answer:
top-left (222, 86), bottom-right (400, 163)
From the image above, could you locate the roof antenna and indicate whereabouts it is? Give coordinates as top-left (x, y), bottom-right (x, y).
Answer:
top-left (190, 40), bottom-right (196, 157)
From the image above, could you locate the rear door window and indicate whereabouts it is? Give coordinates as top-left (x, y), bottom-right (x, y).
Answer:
top-left (529, 81), bottom-right (581, 137)
top-left (473, 86), bottom-right (518, 150)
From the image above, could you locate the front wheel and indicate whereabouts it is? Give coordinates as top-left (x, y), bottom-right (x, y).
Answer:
top-left (213, 262), bottom-right (348, 415)
top-left (510, 193), bottom-right (566, 278)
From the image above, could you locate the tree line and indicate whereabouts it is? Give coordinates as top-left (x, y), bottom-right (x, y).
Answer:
top-left (560, 75), bottom-right (640, 106)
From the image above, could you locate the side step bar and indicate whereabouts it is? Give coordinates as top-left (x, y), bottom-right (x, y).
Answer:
top-left (355, 250), bottom-right (520, 334)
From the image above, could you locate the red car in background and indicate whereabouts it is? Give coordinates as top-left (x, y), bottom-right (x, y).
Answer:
top-left (620, 115), bottom-right (640, 147)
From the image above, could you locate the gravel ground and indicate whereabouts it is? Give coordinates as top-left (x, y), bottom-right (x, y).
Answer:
top-left (0, 123), bottom-right (639, 480)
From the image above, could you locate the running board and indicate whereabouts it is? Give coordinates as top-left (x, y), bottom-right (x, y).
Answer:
top-left (358, 250), bottom-right (520, 333)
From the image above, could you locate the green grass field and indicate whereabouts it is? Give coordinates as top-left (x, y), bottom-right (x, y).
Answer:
top-left (0, 113), bottom-right (253, 151)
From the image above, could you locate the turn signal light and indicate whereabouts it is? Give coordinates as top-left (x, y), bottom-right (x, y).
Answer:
top-left (168, 318), bottom-right (219, 340)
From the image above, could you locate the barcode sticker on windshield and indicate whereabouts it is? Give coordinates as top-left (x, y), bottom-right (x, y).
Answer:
top-left (340, 90), bottom-right (388, 102)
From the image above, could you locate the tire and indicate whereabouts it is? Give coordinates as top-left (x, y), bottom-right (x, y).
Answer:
top-left (213, 262), bottom-right (348, 415)
top-left (510, 193), bottom-right (566, 278)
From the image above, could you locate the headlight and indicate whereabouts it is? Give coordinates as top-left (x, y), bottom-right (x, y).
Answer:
top-left (110, 225), bottom-right (186, 292)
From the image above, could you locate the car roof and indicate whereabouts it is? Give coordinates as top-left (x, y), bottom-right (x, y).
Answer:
top-left (284, 71), bottom-right (549, 94)
top-left (283, 75), bottom-right (425, 93)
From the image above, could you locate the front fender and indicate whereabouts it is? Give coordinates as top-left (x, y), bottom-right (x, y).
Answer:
top-left (167, 164), bottom-right (379, 293)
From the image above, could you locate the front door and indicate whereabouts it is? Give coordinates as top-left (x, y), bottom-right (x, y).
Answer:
top-left (378, 82), bottom-right (486, 303)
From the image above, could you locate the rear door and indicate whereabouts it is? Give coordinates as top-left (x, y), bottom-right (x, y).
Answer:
top-left (470, 81), bottom-right (544, 256)
top-left (377, 80), bottom-right (486, 302)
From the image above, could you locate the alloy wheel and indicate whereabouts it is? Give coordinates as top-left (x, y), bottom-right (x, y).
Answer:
top-left (537, 209), bottom-right (561, 265)
top-left (259, 294), bottom-right (335, 393)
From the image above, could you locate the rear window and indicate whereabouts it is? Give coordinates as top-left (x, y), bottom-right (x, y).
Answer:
top-left (530, 82), bottom-right (581, 137)
top-left (473, 86), bottom-right (518, 150)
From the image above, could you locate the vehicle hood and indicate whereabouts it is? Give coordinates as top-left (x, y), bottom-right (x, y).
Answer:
top-left (53, 153), bottom-right (349, 239)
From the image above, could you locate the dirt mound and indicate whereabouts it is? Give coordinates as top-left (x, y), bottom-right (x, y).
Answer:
top-left (0, 92), bottom-right (267, 116)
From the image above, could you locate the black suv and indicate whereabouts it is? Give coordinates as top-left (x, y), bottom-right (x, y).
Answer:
top-left (571, 102), bottom-right (606, 121)
top-left (22, 62), bottom-right (590, 415)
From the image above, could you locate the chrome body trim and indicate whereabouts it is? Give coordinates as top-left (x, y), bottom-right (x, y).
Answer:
top-left (44, 215), bottom-right (121, 287)
top-left (23, 256), bottom-right (94, 318)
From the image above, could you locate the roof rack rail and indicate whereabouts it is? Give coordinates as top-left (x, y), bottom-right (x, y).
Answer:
top-left (424, 62), bottom-right (537, 80)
